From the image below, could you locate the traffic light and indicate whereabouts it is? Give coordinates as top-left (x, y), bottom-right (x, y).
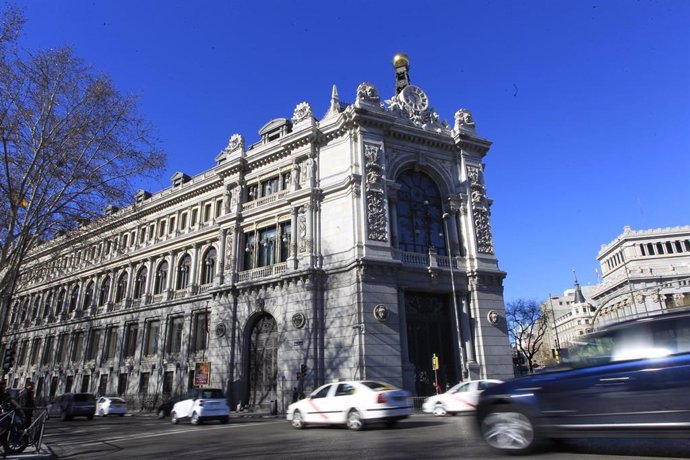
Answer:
top-left (2, 348), bottom-right (15, 374)
top-left (300, 364), bottom-right (307, 377)
top-left (296, 370), bottom-right (302, 380)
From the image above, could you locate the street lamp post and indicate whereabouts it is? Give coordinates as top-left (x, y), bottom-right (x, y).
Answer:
top-left (442, 212), bottom-right (466, 380)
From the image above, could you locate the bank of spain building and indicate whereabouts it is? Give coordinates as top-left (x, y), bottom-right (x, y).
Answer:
top-left (3, 56), bottom-right (513, 410)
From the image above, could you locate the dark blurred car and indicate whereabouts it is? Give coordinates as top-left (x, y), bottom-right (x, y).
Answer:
top-left (156, 396), bottom-right (182, 419)
top-left (47, 393), bottom-right (96, 421)
top-left (476, 310), bottom-right (690, 454)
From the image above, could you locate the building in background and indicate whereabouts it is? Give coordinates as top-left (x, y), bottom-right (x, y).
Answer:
top-left (541, 226), bottom-right (690, 365)
top-left (591, 226), bottom-right (690, 327)
top-left (1, 55), bottom-right (513, 410)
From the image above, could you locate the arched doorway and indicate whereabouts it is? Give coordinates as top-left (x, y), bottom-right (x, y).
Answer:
top-left (246, 314), bottom-right (278, 409)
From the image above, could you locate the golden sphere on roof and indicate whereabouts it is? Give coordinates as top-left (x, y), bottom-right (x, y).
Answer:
top-left (393, 53), bottom-right (410, 68)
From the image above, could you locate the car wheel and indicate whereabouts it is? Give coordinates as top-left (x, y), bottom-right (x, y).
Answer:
top-left (480, 406), bottom-right (537, 454)
top-left (171, 411), bottom-right (179, 425)
top-left (87, 415), bottom-right (94, 420)
top-left (157, 409), bottom-right (166, 419)
top-left (432, 404), bottom-right (447, 417)
top-left (61, 410), bottom-right (70, 421)
top-left (191, 412), bottom-right (202, 425)
top-left (119, 413), bottom-right (125, 417)
top-left (291, 410), bottom-right (305, 429)
top-left (99, 409), bottom-right (105, 416)
top-left (346, 409), bottom-right (364, 431)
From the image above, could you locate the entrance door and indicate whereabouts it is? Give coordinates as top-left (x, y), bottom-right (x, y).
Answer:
top-left (405, 292), bottom-right (458, 396)
top-left (248, 315), bottom-right (278, 409)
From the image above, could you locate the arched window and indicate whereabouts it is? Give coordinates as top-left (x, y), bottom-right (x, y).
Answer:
top-left (115, 272), bottom-right (128, 302)
top-left (99, 277), bottom-right (111, 306)
top-left (201, 248), bottom-right (217, 285)
top-left (134, 266), bottom-right (148, 299)
top-left (154, 261), bottom-right (168, 295)
top-left (83, 282), bottom-right (94, 310)
top-left (9, 301), bottom-right (19, 325)
top-left (396, 170), bottom-right (447, 255)
top-left (177, 254), bottom-right (192, 290)
top-left (69, 286), bottom-right (79, 313)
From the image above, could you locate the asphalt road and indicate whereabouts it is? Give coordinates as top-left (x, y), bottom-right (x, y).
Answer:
top-left (43, 413), bottom-right (690, 459)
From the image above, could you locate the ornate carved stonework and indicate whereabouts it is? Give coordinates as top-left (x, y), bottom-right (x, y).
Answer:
top-left (298, 209), bottom-right (307, 253)
top-left (454, 109), bottom-right (476, 132)
top-left (467, 166), bottom-right (495, 254)
top-left (363, 144), bottom-right (388, 242)
top-left (292, 313), bottom-right (306, 329)
top-left (227, 133), bottom-right (244, 152)
top-left (385, 86), bottom-right (448, 133)
top-left (292, 102), bottom-right (313, 124)
top-left (356, 82), bottom-right (381, 105)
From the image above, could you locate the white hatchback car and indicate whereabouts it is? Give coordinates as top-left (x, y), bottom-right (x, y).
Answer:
top-left (171, 388), bottom-right (230, 425)
top-left (422, 379), bottom-right (502, 416)
top-left (96, 396), bottom-right (128, 416)
top-left (286, 380), bottom-right (412, 431)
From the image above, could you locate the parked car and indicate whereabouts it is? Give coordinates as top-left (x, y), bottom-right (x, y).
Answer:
top-left (47, 393), bottom-right (96, 421)
top-left (286, 380), bottom-right (412, 431)
top-left (96, 396), bottom-right (128, 416)
top-left (170, 388), bottom-right (230, 425)
top-left (422, 379), bottom-right (502, 416)
top-left (476, 310), bottom-right (690, 454)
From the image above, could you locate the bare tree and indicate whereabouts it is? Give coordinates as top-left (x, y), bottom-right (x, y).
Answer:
top-left (505, 299), bottom-right (549, 374)
top-left (0, 6), bottom-right (165, 318)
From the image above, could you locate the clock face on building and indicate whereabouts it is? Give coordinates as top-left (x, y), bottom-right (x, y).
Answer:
top-left (400, 85), bottom-right (429, 112)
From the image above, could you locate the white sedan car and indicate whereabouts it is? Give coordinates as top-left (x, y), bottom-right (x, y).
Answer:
top-left (96, 396), bottom-right (128, 416)
top-left (422, 379), bottom-right (502, 416)
top-left (287, 380), bottom-right (412, 431)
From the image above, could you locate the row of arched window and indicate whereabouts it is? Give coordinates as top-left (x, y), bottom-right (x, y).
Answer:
top-left (10, 248), bottom-right (218, 327)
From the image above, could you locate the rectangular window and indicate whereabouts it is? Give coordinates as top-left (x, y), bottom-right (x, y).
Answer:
top-left (281, 171), bottom-right (291, 190)
top-left (215, 199), bottom-right (222, 218)
top-left (163, 371), bottom-right (174, 394)
top-left (204, 203), bottom-right (212, 222)
top-left (105, 327), bottom-right (119, 360)
top-left (30, 338), bottom-right (42, 365)
top-left (159, 220), bottom-right (166, 237)
top-left (87, 329), bottom-right (101, 361)
top-left (42, 336), bottom-right (54, 366)
top-left (191, 209), bottom-right (198, 226)
top-left (144, 320), bottom-right (161, 356)
top-left (167, 316), bottom-right (184, 353)
top-left (258, 227), bottom-right (276, 267)
top-left (72, 332), bottom-right (84, 363)
top-left (149, 224), bottom-right (155, 240)
top-left (122, 234), bottom-right (128, 248)
top-left (139, 228), bottom-right (146, 244)
top-left (193, 312), bottom-right (208, 352)
top-left (57, 334), bottom-right (69, 364)
top-left (118, 373), bottom-right (128, 395)
top-left (65, 376), bottom-right (73, 393)
top-left (280, 221), bottom-right (291, 261)
top-left (247, 184), bottom-right (258, 201)
top-left (169, 217), bottom-right (176, 234)
top-left (80, 374), bottom-right (90, 393)
top-left (124, 323), bottom-right (138, 358)
top-left (139, 372), bottom-right (150, 394)
top-left (180, 213), bottom-right (187, 230)
top-left (261, 177), bottom-right (279, 196)
top-left (18, 340), bottom-right (28, 365)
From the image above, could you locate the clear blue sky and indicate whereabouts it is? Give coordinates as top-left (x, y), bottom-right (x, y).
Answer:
top-left (13, 0), bottom-right (690, 303)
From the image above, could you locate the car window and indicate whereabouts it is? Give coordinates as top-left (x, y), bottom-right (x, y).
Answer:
top-left (110, 398), bottom-right (126, 404)
top-left (335, 384), bottom-right (355, 396)
top-left (453, 383), bottom-right (470, 393)
top-left (74, 394), bottom-right (95, 402)
top-left (200, 389), bottom-right (224, 399)
top-left (98, 397), bottom-right (105, 403)
top-left (360, 381), bottom-right (395, 391)
top-left (311, 385), bottom-right (332, 399)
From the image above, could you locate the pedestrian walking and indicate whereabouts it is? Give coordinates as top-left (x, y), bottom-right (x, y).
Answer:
top-left (18, 381), bottom-right (35, 429)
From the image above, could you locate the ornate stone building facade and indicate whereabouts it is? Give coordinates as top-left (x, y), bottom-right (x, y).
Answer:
top-left (2, 56), bottom-right (513, 409)
top-left (591, 225), bottom-right (690, 327)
